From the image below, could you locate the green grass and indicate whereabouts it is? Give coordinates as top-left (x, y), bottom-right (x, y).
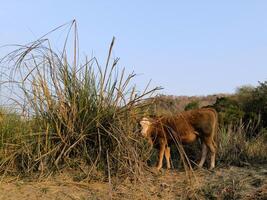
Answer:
top-left (0, 21), bottom-right (160, 179)
top-left (217, 124), bottom-right (267, 166)
top-left (0, 21), bottom-right (266, 182)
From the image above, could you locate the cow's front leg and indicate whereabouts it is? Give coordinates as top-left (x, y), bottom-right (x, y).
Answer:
top-left (156, 139), bottom-right (166, 171)
top-left (165, 146), bottom-right (171, 169)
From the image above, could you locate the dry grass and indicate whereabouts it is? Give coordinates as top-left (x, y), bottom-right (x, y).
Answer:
top-left (0, 165), bottom-right (266, 200)
top-left (0, 21), bottom-right (266, 200)
top-left (0, 20), bottom-right (160, 180)
top-left (217, 123), bottom-right (267, 167)
top-left (145, 94), bottom-right (228, 115)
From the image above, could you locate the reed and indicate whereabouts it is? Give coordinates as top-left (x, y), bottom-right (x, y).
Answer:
top-left (0, 20), bottom-right (160, 179)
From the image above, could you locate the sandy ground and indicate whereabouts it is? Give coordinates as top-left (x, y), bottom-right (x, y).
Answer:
top-left (0, 165), bottom-right (266, 200)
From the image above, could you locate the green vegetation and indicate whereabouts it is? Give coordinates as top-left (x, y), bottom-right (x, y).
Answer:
top-left (217, 125), bottom-right (267, 166)
top-left (0, 21), bottom-right (159, 178)
top-left (213, 84), bottom-right (267, 165)
top-left (144, 83), bottom-right (267, 169)
top-left (0, 22), bottom-right (266, 184)
top-left (184, 100), bottom-right (199, 111)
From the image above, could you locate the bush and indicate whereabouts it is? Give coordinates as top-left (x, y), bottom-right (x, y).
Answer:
top-left (184, 101), bottom-right (199, 111)
top-left (213, 97), bottom-right (244, 126)
top-left (238, 82), bottom-right (267, 134)
top-left (212, 82), bottom-right (267, 137)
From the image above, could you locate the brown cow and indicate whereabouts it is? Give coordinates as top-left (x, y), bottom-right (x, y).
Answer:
top-left (140, 108), bottom-right (218, 171)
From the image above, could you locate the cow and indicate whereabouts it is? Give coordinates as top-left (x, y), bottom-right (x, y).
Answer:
top-left (140, 108), bottom-right (218, 171)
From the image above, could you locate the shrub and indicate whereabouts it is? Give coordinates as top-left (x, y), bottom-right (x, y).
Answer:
top-left (213, 97), bottom-right (244, 126)
top-left (184, 101), bottom-right (199, 111)
top-left (238, 82), bottom-right (267, 135)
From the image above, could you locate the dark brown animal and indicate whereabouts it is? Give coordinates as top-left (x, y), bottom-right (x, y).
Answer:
top-left (140, 108), bottom-right (218, 171)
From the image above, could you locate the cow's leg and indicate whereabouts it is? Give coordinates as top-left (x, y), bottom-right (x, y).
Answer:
top-left (164, 146), bottom-right (171, 169)
top-left (198, 142), bottom-right (207, 168)
top-left (147, 137), bottom-right (154, 151)
top-left (156, 139), bottom-right (166, 171)
top-left (205, 139), bottom-right (216, 170)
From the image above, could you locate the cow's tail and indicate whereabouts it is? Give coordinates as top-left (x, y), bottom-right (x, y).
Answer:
top-left (211, 108), bottom-right (218, 150)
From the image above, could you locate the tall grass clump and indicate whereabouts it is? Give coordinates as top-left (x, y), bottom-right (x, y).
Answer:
top-left (217, 122), bottom-right (267, 166)
top-left (0, 21), bottom-right (159, 179)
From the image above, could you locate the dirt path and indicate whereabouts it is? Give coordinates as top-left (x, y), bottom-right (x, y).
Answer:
top-left (0, 165), bottom-right (266, 200)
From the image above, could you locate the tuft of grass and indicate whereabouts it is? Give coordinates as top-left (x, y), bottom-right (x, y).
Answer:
top-left (217, 123), bottom-right (267, 166)
top-left (245, 131), bottom-right (267, 163)
top-left (200, 178), bottom-right (243, 200)
top-left (0, 21), bottom-right (160, 179)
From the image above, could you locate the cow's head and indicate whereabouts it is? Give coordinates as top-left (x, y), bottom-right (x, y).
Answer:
top-left (140, 117), bottom-right (152, 138)
top-left (140, 117), bottom-right (154, 147)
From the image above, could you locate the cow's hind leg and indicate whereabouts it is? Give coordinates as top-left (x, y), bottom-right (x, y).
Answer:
top-left (205, 138), bottom-right (216, 170)
top-left (156, 139), bottom-right (166, 171)
top-left (165, 146), bottom-right (171, 169)
top-left (198, 142), bottom-right (207, 168)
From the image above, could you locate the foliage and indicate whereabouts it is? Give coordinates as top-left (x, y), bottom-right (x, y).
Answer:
top-left (238, 82), bottom-right (267, 132)
top-left (0, 21), bottom-right (159, 178)
top-left (184, 101), bottom-right (199, 111)
top-left (0, 21), bottom-right (266, 182)
top-left (212, 82), bottom-right (267, 136)
top-left (213, 97), bottom-right (244, 126)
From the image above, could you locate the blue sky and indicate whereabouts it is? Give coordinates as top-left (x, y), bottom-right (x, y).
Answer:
top-left (1, 1), bottom-right (267, 96)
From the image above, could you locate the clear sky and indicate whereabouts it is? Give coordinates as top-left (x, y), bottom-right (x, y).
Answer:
top-left (1, 1), bottom-right (267, 96)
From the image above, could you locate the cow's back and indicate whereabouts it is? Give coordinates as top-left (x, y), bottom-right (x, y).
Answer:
top-left (182, 108), bottom-right (218, 137)
top-left (147, 108), bottom-right (218, 144)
